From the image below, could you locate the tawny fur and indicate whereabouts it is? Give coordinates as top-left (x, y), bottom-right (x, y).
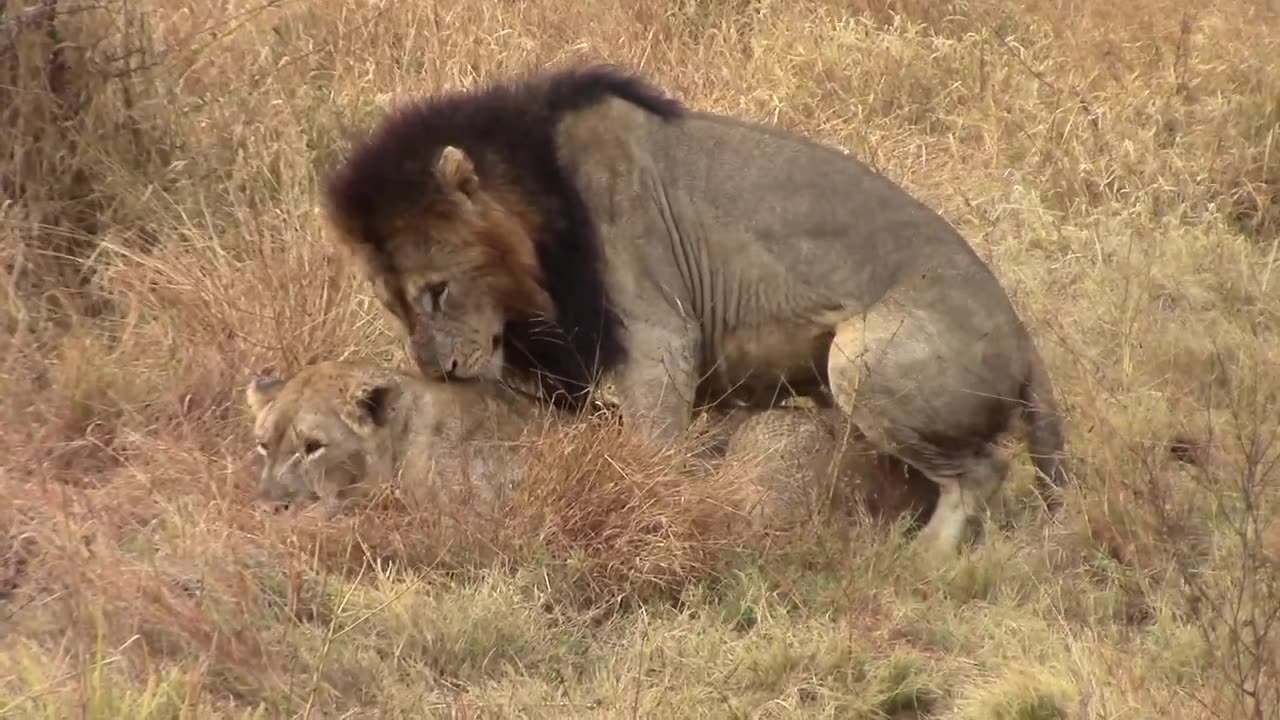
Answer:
top-left (711, 406), bottom-right (939, 534)
top-left (244, 361), bottom-right (937, 529)
top-left (245, 360), bottom-right (540, 516)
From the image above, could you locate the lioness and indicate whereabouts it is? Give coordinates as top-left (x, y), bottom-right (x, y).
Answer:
top-left (321, 64), bottom-right (1069, 556)
top-left (243, 360), bottom-right (937, 530)
top-left (245, 360), bottom-right (539, 516)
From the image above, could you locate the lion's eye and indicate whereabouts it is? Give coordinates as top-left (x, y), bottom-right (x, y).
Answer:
top-left (302, 440), bottom-right (325, 458)
top-left (426, 282), bottom-right (449, 312)
top-left (256, 442), bottom-right (269, 456)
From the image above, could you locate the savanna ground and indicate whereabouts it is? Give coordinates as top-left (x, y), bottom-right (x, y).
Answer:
top-left (2, 0), bottom-right (1279, 717)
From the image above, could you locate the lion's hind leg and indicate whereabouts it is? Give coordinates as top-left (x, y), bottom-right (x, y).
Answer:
top-left (826, 301), bottom-right (1018, 557)
top-left (896, 442), bottom-right (1008, 556)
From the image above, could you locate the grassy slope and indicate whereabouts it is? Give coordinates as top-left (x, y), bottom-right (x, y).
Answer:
top-left (2, 0), bottom-right (1278, 717)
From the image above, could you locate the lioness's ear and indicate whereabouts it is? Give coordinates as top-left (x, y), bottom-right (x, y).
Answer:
top-left (246, 375), bottom-right (286, 416)
top-left (350, 382), bottom-right (395, 428)
top-left (435, 145), bottom-right (479, 198)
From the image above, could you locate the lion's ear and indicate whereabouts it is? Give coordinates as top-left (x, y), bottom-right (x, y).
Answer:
top-left (435, 145), bottom-right (479, 198)
top-left (246, 375), bottom-right (286, 416)
top-left (350, 381), bottom-right (396, 428)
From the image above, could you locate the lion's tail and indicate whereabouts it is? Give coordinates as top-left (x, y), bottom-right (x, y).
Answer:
top-left (1020, 345), bottom-right (1070, 513)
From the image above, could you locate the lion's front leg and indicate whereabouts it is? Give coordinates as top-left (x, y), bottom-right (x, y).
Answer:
top-left (612, 318), bottom-right (700, 447)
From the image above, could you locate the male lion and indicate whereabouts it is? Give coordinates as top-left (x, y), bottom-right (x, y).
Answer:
top-left (321, 64), bottom-right (1069, 556)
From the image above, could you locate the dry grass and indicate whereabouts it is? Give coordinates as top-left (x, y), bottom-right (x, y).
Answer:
top-left (3, 0), bottom-right (1279, 716)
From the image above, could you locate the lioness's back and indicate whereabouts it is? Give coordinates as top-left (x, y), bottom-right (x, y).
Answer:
top-left (721, 408), bottom-right (937, 529)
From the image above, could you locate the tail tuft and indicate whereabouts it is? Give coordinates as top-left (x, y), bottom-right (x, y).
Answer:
top-left (1021, 346), bottom-right (1070, 513)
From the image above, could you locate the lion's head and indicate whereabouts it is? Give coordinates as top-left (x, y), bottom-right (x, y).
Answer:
top-left (320, 68), bottom-right (658, 405)
top-left (244, 362), bottom-right (403, 512)
top-left (326, 143), bottom-right (554, 383)
top-left (400, 272), bottom-right (508, 382)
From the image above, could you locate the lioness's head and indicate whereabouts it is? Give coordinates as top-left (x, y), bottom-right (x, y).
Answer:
top-left (325, 141), bottom-right (554, 383)
top-left (245, 362), bottom-right (402, 512)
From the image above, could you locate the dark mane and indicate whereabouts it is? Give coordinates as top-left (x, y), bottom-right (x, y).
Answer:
top-left (323, 63), bottom-right (686, 409)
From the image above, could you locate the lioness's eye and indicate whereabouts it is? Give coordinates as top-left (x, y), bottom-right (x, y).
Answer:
top-left (303, 439), bottom-right (325, 457)
top-left (256, 442), bottom-right (268, 456)
top-left (427, 281), bottom-right (448, 311)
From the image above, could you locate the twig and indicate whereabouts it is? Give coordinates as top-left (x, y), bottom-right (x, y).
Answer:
top-left (105, 0), bottom-right (295, 79)
top-left (0, 2), bottom-right (106, 34)
top-left (991, 31), bottom-right (1101, 132)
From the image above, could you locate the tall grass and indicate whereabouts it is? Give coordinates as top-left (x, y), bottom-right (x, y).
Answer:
top-left (2, 0), bottom-right (1278, 716)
